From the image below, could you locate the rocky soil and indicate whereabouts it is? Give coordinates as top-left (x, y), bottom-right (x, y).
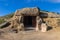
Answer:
top-left (0, 27), bottom-right (60, 40)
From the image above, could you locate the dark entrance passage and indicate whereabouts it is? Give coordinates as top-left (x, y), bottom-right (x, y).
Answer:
top-left (24, 16), bottom-right (32, 27)
top-left (23, 16), bottom-right (36, 31)
top-left (23, 16), bottom-right (36, 27)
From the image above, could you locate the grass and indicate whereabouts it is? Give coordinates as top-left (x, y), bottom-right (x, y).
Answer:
top-left (2, 13), bottom-right (14, 19)
top-left (0, 13), bottom-right (14, 24)
top-left (0, 13), bottom-right (14, 28)
top-left (0, 19), bottom-right (6, 24)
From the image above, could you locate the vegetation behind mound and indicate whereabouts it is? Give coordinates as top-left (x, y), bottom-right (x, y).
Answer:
top-left (0, 19), bottom-right (5, 24)
top-left (0, 13), bottom-right (14, 24)
top-left (2, 13), bottom-right (14, 19)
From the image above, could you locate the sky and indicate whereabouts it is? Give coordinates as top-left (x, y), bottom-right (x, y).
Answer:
top-left (0, 0), bottom-right (60, 16)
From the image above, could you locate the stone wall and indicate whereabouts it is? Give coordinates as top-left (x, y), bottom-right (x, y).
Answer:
top-left (43, 18), bottom-right (60, 28)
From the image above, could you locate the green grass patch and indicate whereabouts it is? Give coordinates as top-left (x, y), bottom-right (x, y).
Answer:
top-left (0, 19), bottom-right (5, 24)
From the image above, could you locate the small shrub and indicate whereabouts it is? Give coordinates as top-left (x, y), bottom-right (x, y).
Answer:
top-left (0, 19), bottom-right (5, 24)
top-left (3, 13), bottom-right (14, 19)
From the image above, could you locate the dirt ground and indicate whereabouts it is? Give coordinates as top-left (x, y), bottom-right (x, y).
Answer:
top-left (0, 27), bottom-right (60, 40)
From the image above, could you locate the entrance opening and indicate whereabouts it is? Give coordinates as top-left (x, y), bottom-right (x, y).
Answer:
top-left (24, 16), bottom-right (32, 27)
top-left (23, 16), bottom-right (36, 30)
top-left (24, 16), bottom-right (36, 30)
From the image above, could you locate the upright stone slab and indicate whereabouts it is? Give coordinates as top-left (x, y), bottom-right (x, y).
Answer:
top-left (41, 23), bottom-right (47, 32)
top-left (36, 23), bottom-right (39, 31)
top-left (36, 16), bottom-right (42, 31)
top-left (36, 16), bottom-right (39, 31)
